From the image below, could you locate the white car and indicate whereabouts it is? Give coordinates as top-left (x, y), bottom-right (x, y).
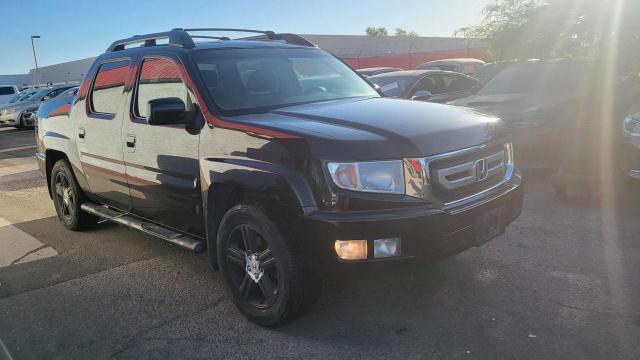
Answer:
top-left (0, 85), bottom-right (20, 105)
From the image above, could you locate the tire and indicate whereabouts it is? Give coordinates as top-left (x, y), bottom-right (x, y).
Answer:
top-left (50, 159), bottom-right (98, 230)
top-left (216, 204), bottom-right (320, 326)
top-left (15, 116), bottom-right (24, 129)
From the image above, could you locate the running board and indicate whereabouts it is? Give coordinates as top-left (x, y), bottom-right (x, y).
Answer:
top-left (80, 203), bottom-right (206, 253)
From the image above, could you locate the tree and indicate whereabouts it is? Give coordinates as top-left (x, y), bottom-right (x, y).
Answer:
top-left (395, 28), bottom-right (419, 37)
top-left (456, 0), bottom-right (640, 63)
top-left (366, 26), bottom-right (388, 37)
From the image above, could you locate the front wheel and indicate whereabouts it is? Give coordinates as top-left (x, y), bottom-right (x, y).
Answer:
top-left (51, 159), bottom-right (98, 230)
top-left (216, 205), bottom-right (320, 326)
top-left (15, 116), bottom-right (24, 129)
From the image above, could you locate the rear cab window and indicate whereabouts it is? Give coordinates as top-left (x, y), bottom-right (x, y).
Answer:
top-left (90, 60), bottom-right (130, 116)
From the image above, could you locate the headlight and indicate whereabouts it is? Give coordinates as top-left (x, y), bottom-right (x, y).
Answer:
top-left (5, 108), bottom-right (16, 114)
top-left (624, 115), bottom-right (640, 136)
top-left (327, 160), bottom-right (405, 194)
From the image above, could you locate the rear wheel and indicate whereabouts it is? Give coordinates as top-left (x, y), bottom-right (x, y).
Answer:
top-left (216, 205), bottom-right (320, 326)
top-left (50, 159), bottom-right (98, 230)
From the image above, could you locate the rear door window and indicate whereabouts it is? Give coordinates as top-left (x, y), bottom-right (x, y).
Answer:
top-left (135, 58), bottom-right (188, 119)
top-left (90, 60), bottom-right (130, 114)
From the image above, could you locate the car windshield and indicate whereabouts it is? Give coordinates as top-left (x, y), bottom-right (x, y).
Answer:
top-left (10, 91), bottom-right (34, 103)
top-left (477, 64), bottom-right (584, 95)
top-left (367, 76), bottom-right (414, 97)
top-left (60, 87), bottom-right (79, 97)
top-left (25, 88), bottom-right (51, 101)
top-left (191, 47), bottom-right (379, 114)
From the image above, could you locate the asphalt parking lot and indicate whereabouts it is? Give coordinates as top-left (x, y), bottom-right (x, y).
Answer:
top-left (0, 126), bottom-right (639, 360)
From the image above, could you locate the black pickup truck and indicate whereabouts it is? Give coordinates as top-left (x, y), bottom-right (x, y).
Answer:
top-left (36, 28), bottom-right (523, 326)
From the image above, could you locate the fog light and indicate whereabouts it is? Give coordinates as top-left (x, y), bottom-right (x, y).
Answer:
top-left (334, 240), bottom-right (367, 260)
top-left (374, 237), bottom-right (401, 258)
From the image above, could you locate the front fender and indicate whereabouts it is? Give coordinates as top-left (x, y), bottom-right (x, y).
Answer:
top-left (200, 157), bottom-right (317, 215)
top-left (200, 157), bottom-right (317, 266)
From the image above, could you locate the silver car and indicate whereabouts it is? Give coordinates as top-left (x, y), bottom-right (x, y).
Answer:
top-left (0, 85), bottom-right (73, 128)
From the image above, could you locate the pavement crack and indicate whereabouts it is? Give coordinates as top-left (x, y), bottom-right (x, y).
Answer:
top-left (108, 297), bottom-right (225, 359)
top-left (9, 245), bottom-right (48, 265)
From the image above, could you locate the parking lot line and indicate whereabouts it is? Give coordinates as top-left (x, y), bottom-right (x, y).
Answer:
top-left (0, 145), bottom-right (36, 153)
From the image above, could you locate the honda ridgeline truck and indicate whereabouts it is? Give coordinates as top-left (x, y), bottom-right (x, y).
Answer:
top-left (36, 28), bottom-right (523, 326)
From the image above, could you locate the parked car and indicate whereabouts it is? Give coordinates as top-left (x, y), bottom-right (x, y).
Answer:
top-left (26, 87), bottom-right (79, 127)
top-left (1, 88), bottom-right (38, 106)
top-left (356, 67), bottom-right (403, 78)
top-left (37, 28), bottom-right (523, 326)
top-left (0, 85), bottom-right (20, 105)
top-left (0, 85), bottom-right (73, 128)
top-left (416, 58), bottom-right (486, 75)
top-left (368, 70), bottom-right (482, 103)
top-left (451, 60), bottom-right (609, 169)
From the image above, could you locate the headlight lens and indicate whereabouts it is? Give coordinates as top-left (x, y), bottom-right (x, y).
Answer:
top-left (6, 108), bottom-right (16, 114)
top-left (624, 115), bottom-right (640, 136)
top-left (327, 160), bottom-right (405, 194)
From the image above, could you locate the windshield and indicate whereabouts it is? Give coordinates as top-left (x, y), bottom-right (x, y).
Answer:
top-left (477, 64), bottom-right (584, 95)
top-left (9, 91), bottom-right (35, 103)
top-left (191, 48), bottom-right (378, 114)
top-left (367, 76), bottom-right (414, 97)
top-left (25, 88), bottom-right (51, 101)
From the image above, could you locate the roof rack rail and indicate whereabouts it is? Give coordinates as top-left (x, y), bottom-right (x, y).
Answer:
top-left (106, 28), bottom-right (195, 52)
top-left (274, 33), bottom-right (316, 47)
top-left (184, 28), bottom-right (278, 40)
top-left (106, 28), bottom-right (315, 52)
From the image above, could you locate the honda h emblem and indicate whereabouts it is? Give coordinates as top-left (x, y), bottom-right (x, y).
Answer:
top-left (475, 158), bottom-right (487, 181)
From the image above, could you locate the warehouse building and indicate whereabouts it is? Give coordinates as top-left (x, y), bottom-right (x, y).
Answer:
top-left (1, 34), bottom-right (485, 87)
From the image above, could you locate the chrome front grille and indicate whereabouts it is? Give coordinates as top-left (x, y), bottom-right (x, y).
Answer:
top-left (435, 148), bottom-right (505, 191)
top-left (404, 142), bottom-right (514, 207)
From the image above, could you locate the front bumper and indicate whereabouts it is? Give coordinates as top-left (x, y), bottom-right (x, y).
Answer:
top-left (295, 174), bottom-right (524, 276)
top-left (0, 111), bottom-right (20, 126)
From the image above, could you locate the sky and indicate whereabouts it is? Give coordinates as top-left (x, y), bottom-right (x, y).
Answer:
top-left (0, 0), bottom-right (489, 75)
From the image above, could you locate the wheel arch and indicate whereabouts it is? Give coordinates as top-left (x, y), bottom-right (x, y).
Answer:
top-left (201, 158), bottom-right (317, 267)
top-left (45, 149), bottom-right (69, 198)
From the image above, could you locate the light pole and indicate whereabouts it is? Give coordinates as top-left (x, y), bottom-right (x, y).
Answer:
top-left (30, 35), bottom-right (41, 85)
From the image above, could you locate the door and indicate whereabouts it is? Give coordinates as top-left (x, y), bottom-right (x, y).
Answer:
top-left (122, 56), bottom-right (203, 236)
top-left (76, 59), bottom-right (132, 210)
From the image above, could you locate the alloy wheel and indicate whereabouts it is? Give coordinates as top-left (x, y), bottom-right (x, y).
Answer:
top-left (54, 172), bottom-right (75, 221)
top-left (225, 224), bottom-right (279, 309)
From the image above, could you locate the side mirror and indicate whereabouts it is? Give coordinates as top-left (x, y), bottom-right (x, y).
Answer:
top-left (42, 95), bottom-right (52, 101)
top-left (411, 90), bottom-right (432, 101)
top-left (147, 97), bottom-right (187, 126)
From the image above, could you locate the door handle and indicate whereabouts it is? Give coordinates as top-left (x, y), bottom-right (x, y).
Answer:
top-left (78, 127), bottom-right (85, 139)
top-left (126, 134), bottom-right (136, 148)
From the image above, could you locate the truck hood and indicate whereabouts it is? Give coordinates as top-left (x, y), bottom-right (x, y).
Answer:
top-left (224, 97), bottom-right (509, 161)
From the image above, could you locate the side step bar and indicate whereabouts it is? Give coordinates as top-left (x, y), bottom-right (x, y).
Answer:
top-left (80, 203), bottom-right (206, 253)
